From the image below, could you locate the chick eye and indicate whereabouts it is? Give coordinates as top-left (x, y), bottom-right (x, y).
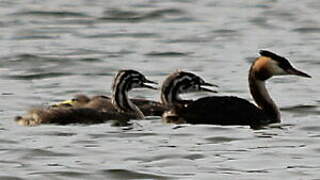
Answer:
top-left (132, 80), bottom-right (142, 85)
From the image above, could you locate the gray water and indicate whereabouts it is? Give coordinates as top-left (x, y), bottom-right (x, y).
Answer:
top-left (0, 0), bottom-right (319, 179)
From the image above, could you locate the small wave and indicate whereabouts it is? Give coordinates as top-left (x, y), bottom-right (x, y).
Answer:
top-left (281, 104), bottom-right (319, 115)
top-left (39, 132), bottom-right (77, 137)
top-left (7, 72), bottom-right (72, 80)
top-left (13, 54), bottom-right (39, 59)
top-left (11, 10), bottom-right (90, 18)
top-left (183, 153), bottom-right (205, 160)
top-left (281, 104), bottom-right (318, 110)
top-left (29, 171), bottom-right (91, 178)
top-left (287, 165), bottom-right (318, 169)
top-left (0, 176), bottom-right (24, 180)
top-left (162, 36), bottom-right (213, 44)
top-left (0, 139), bottom-right (18, 144)
top-left (249, 17), bottom-right (277, 29)
top-left (82, 32), bottom-right (159, 39)
top-left (204, 136), bottom-right (242, 144)
top-left (4, 53), bottom-right (69, 63)
top-left (12, 35), bottom-right (58, 40)
top-left (212, 29), bottom-right (238, 34)
top-left (98, 8), bottom-right (185, 22)
top-left (97, 169), bottom-right (175, 180)
top-left (299, 125), bottom-right (320, 132)
top-left (6, 148), bottom-right (74, 161)
top-left (163, 17), bottom-right (196, 23)
top-left (145, 51), bottom-right (190, 57)
top-left (292, 27), bottom-right (320, 33)
top-left (215, 167), bottom-right (269, 174)
top-left (78, 58), bottom-right (103, 62)
top-left (88, 132), bottom-right (157, 139)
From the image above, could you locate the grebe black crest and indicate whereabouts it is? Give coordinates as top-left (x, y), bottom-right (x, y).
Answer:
top-left (15, 69), bottom-right (157, 126)
top-left (162, 51), bottom-right (311, 129)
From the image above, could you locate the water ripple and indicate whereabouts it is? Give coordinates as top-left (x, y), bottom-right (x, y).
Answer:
top-left (97, 169), bottom-right (175, 180)
top-left (204, 136), bottom-right (242, 144)
top-left (12, 35), bottom-right (58, 40)
top-left (98, 8), bottom-right (185, 22)
top-left (0, 139), bottom-right (18, 144)
top-left (0, 176), bottom-right (24, 180)
top-left (10, 10), bottom-right (90, 18)
top-left (8, 148), bottom-right (74, 160)
top-left (281, 105), bottom-right (319, 115)
top-left (292, 27), bottom-right (320, 33)
top-left (29, 171), bottom-right (91, 178)
top-left (145, 51), bottom-right (191, 57)
top-left (7, 72), bottom-right (72, 80)
top-left (0, 1), bottom-right (319, 179)
top-left (37, 131), bottom-right (77, 137)
top-left (81, 32), bottom-right (160, 39)
top-left (88, 132), bottom-right (158, 139)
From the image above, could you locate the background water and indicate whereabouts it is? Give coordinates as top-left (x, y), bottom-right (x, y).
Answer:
top-left (0, 0), bottom-right (319, 179)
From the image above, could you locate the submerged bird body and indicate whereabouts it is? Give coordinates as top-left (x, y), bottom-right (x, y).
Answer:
top-left (54, 94), bottom-right (166, 116)
top-left (15, 107), bottom-right (132, 126)
top-left (162, 51), bottom-right (311, 128)
top-left (15, 70), bottom-right (157, 126)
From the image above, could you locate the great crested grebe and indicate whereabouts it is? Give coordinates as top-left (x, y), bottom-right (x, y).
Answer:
top-left (162, 50), bottom-right (311, 128)
top-left (15, 69), bottom-right (157, 126)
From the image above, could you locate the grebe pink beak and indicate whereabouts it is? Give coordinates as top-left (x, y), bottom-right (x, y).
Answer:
top-left (286, 67), bottom-right (312, 78)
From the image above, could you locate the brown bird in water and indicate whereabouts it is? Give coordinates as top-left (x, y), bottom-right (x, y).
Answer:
top-left (15, 69), bottom-right (158, 126)
top-left (52, 70), bottom-right (167, 116)
top-left (52, 94), bottom-right (167, 117)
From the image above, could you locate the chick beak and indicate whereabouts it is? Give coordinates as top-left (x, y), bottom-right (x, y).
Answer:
top-left (202, 82), bottom-right (219, 87)
top-left (286, 67), bottom-right (312, 78)
top-left (55, 99), bottom-right (74, 106)
top-left (200, 82), bottom-right (218, 93)
top-left (142, 79), bottom-right (158, 90)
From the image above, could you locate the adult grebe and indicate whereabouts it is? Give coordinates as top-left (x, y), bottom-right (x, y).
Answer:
top-left (162, 50), bottom-right (311, 128)
top-left (15, 69), bottom-right (157, 126)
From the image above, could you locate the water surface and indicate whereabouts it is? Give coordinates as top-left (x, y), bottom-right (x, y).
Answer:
top-left (0, 0), bottom-right (319, 179)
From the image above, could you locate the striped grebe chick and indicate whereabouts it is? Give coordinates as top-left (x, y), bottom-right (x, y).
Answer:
top-left (15, 69), bottom-right (157, 126)
top-left (160, 71), bottom-right (217, 123)
top-left (53, 95), bottom-right (166, 117)
top-left (162, 50), bottom-right (311, 128)
top-left (52, 78), bottom-right (167, 116)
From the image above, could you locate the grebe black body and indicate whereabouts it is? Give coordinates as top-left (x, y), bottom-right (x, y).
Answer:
top-left (15, 69), bottom-right (157, 126)
top-left (162, 51), bottom-right (311, 128)
top-left (171, 96), bottom-right (269, 128)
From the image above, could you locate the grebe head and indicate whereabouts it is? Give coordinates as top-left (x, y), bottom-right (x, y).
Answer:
top-left (52, 94), bottom-right (90, 108)
top-left (111, 69), bottom-right (157, 116)
top-left (252, 50), bottom-right (311, 80)
top-left (161, 71), bottom-right (217, 105)
top-left (112, 69), bottom-right (157, 92)
top-left (178, 71), bottom-right (217, 94)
